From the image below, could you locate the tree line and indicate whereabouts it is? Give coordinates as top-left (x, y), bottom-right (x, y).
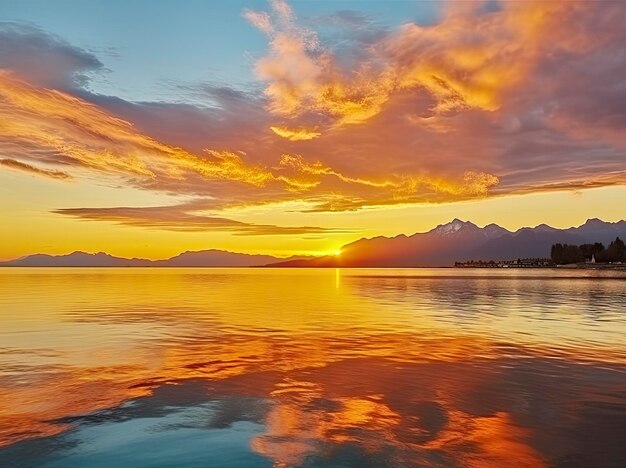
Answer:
top-left (551, 237), bottom-right (625, 264)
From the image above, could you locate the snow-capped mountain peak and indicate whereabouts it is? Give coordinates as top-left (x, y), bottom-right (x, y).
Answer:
top-left (431, 219), bottom-right (474, 235)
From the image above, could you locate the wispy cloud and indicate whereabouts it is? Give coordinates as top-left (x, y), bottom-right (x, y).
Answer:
top-left (53, 203), bottom-right (355, 236)
top-left (0, 158), bottom-right (72, 180)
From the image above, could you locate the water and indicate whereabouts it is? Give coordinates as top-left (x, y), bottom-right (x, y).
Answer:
top-left (0, 268), bottom-right (624, 467)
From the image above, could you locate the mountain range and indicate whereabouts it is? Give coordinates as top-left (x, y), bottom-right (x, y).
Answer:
top-left (269, 218), bottom-right (626, 267)
top-left (1, 219), bottom-right (624, 267)
top-left (0, 249), bottom-right (308, 267)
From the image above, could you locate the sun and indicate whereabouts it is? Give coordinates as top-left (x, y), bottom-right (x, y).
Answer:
top-left (333, 250), bottom-right (342, 256)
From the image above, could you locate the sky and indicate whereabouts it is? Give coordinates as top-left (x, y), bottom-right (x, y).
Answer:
top-left (0, 0), bottom-right (625, 260)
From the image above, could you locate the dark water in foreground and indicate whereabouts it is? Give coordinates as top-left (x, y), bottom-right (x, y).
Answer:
top-left (0, 268), bottom-right (625, 467)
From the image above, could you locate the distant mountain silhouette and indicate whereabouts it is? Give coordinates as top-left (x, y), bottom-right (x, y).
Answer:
top-left (268, 219), bottom-right (626, 267)
top-left (151, 250), bottom-right (304, 267)
top-left (0, 251), bottom-right (153, 267)
top-left (3, 219), bottom-right (624, 267)
top-left (0, 250), bottom-right (307, 267)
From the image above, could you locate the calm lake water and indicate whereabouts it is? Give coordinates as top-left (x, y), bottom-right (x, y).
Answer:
top-left (0, 268), bottom-right (625, 467)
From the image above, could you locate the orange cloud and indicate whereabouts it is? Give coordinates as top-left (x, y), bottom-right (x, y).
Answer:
top-left (270, 126), bottom-right (320, 141)
top-left (0, 69), bottom-right (503, 221)
top-left (0, 71), bottom-right (283, 186)
top-left (0, 71), bottom-right (337, 193)
top-left (247, 1), bottom-right (392, 125)
top-left (246, 1), bottom-right (580, 126)
top-left (279, 154), bottom-right (499, 200)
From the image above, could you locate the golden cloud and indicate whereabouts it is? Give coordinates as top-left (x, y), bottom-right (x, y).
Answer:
top-left (0, 70), bottom-right (501, 217)
top-left (0, 71), bottom-right (290, 186)
top-left (270, 126), bottom-right (321, 141)
top-left (246, 1), bottom-right (577, 125)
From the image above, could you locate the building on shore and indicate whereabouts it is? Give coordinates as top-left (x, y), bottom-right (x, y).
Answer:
top-left (455, 258), bottom-right (553, 268)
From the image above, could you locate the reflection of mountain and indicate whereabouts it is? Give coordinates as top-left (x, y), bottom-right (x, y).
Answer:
top-left (0, 250), bottom-right (307, 267)
top-left (270, 219), bottom-right (626, 267)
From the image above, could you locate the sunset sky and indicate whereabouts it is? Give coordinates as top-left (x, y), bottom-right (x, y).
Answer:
top-left (1, 0), bottom-right (625, 260)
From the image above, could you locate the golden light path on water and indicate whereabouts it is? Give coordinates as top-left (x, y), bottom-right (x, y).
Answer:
top-left (0, 268), bottom-right (625, 467)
